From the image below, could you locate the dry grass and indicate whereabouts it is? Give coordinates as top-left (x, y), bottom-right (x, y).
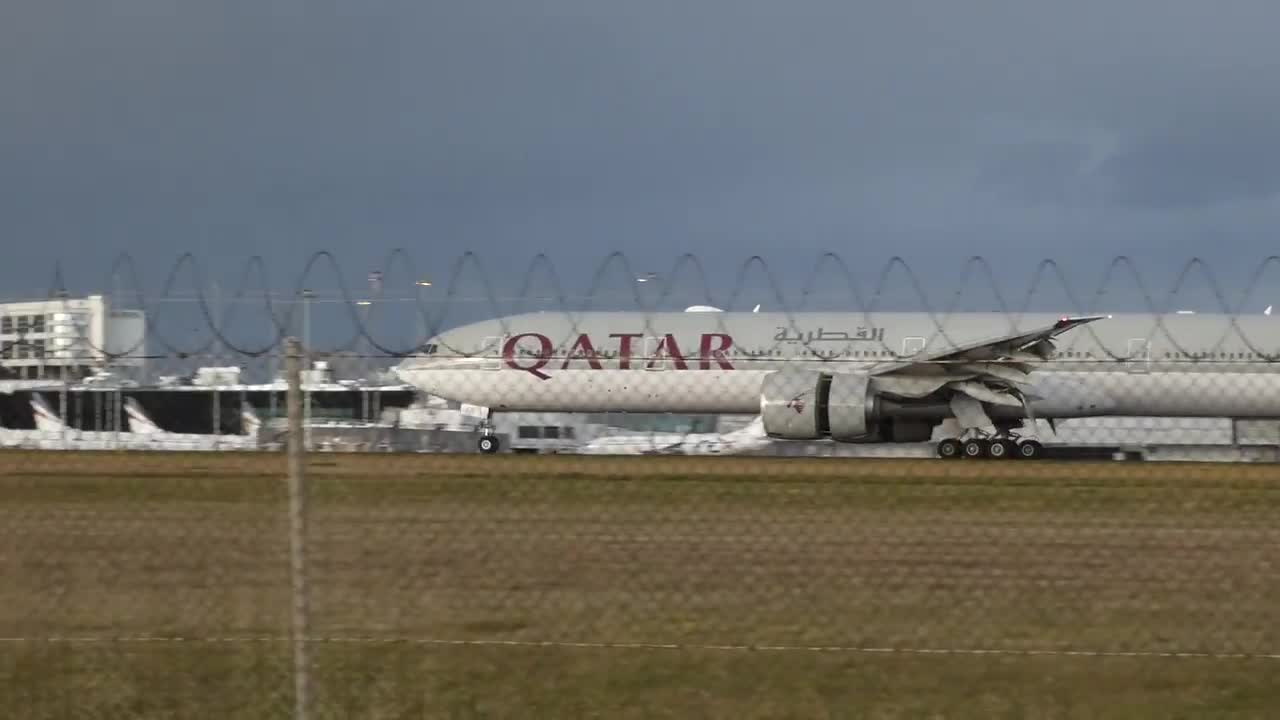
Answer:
top-left (2, 450), bottom-right (1280, 718)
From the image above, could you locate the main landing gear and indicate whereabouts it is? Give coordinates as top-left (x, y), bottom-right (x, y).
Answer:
top-left (936, 433), bottom-right (1043, 460)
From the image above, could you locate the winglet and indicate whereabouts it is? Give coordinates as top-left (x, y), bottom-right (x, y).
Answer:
top-left (1055, 314), bottom-right (1108, 325)
top-left (1052, 315), bottom-right (1109, 332)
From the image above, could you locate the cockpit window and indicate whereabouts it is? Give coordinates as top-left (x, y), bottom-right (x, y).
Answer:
top-left (421, 343), bottom-right (438, 355)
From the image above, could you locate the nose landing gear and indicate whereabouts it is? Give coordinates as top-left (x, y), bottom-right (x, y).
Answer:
top-left (476, 409), bottom-right (501, 454)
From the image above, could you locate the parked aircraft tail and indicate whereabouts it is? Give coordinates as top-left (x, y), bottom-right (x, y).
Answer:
top-left (123, 398), bottom-right (165, 435)
top-left (241, 403), bottom-right (262, 436)
top-left (29, 395), bottom-right (66, 432)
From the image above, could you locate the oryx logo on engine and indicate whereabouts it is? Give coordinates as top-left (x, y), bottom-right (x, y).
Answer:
top-left (786, 393), bottom-right (808, 414)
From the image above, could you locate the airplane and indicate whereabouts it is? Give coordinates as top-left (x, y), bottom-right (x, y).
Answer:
top-left (575, 415), bottom-right (770, 455)
top-left (393, 306), bottom-right (1280, 460)
top-left (0, 394), bottom-right (263, 451)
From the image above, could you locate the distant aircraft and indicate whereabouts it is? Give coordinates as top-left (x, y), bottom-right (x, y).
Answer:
top-left (0, 394), bottom-right (262, 451)
top-left (395, 305), bottom-right (1280, 460)
top-left (575, 416), bottom-right (769, 455)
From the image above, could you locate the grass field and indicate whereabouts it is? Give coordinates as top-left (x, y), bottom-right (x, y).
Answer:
top-left (2, 451), bottom-right (1280, 718)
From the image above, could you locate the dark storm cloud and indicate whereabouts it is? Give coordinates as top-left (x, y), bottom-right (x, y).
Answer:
top-left (1096, 125), bottom-right (1280, 210)
top-left (976, 141), bottom-right (1095, 207)
top-left (2, 0), bottom-right (1280, 310)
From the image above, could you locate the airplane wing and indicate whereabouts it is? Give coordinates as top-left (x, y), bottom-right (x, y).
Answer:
top-left (865, 315), bottom-right (1108, 413)
top-left (872, 315), bottom-right (1106, 375)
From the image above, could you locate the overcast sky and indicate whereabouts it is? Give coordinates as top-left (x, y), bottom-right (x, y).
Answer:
top-left (3, 0), bottom-right (1280, 327)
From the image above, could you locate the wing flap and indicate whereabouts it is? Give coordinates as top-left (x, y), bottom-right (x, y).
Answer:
top-left (871, 315), bottom-right (1106, 376)
top-left (952, 381), bottom-right (1025, 407)
top-left (869, 375), bottom-right (969, 399)
top-left (868, 315), bottom-right (1106, 428)
top-left (949, 393), bottom-right (993, 430)
top-left (955, 362), bottom-right (1034, 387)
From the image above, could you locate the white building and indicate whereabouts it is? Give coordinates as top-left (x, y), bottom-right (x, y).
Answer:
top-left (0, 295), bottom-right (146, 381)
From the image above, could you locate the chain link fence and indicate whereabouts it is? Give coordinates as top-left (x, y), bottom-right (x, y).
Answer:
top-left (3, 256), bottom-right (1280, 717)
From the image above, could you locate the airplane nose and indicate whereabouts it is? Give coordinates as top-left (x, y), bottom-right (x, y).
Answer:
top-left (393, 363), bottom-right (441, 394)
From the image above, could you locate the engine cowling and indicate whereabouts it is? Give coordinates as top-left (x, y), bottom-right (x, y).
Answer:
top-left (759, 368), bottom-right (879, 441)
top-left (758, 368), bottom-right (937, 444)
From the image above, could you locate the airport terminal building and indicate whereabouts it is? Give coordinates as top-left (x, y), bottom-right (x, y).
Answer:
top-left (0, 295), bottom-right (146, 381)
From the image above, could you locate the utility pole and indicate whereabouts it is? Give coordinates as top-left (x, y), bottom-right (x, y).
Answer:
top-left (285, 336), bottom-right (311, 720)
top-left (56, 289), bottom-right (69, 449)
top-left (300, 289), bottom-right (313, 450)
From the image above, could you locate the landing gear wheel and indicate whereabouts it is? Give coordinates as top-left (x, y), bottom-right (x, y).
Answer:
top-left (477, 435), bottom-right (499, 454)
top-left (937, 439), bottom-right (962, 459)
top-left (988, 438), bottom-right (1016, 459)
top-left (962, 439), bottom-right (988, 459)
top-left (1016, 439), bottom-right (1043, 460)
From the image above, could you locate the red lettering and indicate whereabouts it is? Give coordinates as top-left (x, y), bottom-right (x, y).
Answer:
top-left (502, 333), bottom-right (552, 379)
top-left (698, 333), bottom-right (734, 370)
top-left (648, 334), bottom-right (688, 370)
top-left (561, 333), bottom-right (604, 370)
top-left (501, 331), bottom-right (734, 373)
top-left (610, 333), bottom-right (643, 369)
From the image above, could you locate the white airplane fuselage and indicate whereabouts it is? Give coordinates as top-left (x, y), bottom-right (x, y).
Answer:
top-left (395, 311), bottom-right (1280, 441)
top-left (399, 365), bottom-right (1270, 417)
top-left (404, 364), bottom-right (1147, 415)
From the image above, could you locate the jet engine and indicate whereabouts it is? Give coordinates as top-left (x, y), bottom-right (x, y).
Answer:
top-left (758, 368), bottom-right (935, 443)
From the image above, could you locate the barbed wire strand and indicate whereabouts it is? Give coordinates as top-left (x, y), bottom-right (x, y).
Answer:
top-left (18, 251), bottom-right (1280, 364)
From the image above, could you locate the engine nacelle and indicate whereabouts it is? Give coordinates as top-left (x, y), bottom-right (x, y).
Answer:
top-left (759, 368), bottom-right (881, 442)
top-left (759, 369), bottom-right (943, 443)
top-left (827, 371), bottom-right (876, 441)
